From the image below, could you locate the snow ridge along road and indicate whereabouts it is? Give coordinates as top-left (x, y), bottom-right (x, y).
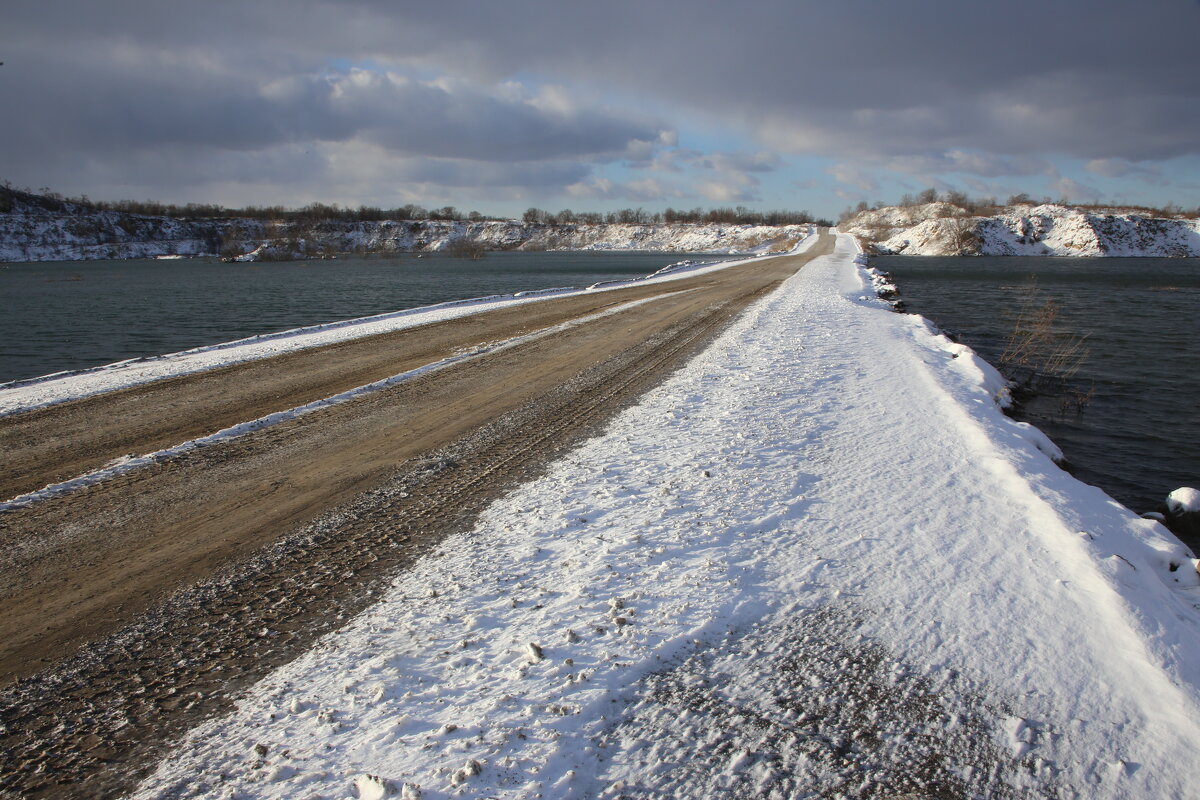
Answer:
top-left (0, 234), bottom-right (832, 799)
top-left (121, 233), bottom-right (1199, 800)
top-left (0, 291), bottom-right (692, 513)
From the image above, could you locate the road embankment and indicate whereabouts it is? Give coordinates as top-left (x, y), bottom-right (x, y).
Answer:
top-left (0, 232), bottom-right (833, 799)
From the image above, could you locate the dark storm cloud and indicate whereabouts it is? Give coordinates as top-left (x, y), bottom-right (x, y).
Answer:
top-left (2, 0), bottom-right (1197, 203)
top-left (334, 0), bottom-right (1200, 162)
top-left (0, 37), bottom-right (663, 162)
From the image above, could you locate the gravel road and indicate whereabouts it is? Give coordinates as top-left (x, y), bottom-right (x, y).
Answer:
top-left (0, 233), bottom-right (833, 798)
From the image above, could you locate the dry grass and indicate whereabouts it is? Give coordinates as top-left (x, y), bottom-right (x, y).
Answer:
top-left (999, 281), bottom-right (1089, 389)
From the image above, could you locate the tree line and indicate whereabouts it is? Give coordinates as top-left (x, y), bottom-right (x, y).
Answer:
top-left (522, 205), bottom-right (831, 227)
top-left (2, 183), bottom-right (830, 227)
top-left (840, 187), bottom-right (1200, 222)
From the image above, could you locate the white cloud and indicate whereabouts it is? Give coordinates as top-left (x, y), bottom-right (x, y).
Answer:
top-left (1048, 176), bottom-right (1103, 202)
top-left (827, 164), bottom-right (879, 193)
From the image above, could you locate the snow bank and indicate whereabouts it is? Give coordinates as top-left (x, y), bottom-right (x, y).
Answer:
top-left (0, 205), bottom-right (812, 262)
top-left (132, 234), bottom-right (1200, 799)
top-left (842, 202), bottom-right (1200, 257)
top-left (0, 293), bottom-right (689, 513)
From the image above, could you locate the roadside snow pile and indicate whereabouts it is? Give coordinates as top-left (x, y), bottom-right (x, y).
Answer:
top-left (0, 241), bottom-right (809, 416)
top-left (842, 202), bottom-right (1200, 256)
top-left (132, 234), bottom-right (1200, 800)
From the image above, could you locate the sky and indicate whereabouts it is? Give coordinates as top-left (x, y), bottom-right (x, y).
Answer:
top-left (3, 0), bottom-right (1199, 220)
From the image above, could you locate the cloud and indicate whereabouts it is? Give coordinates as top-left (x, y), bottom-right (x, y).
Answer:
top-left (3, 0), bottom-right (1198, 209)
top-left (827, 164), bottom-right (879, 193)
top-left (566, 176), bottom-right (684, 202)
top-left (883, 152), bottom-right (1051, 179)
top-left (695, 180), bottom-right (757, 204)
top-left (1047, 176), bottom-right (1103, 202)
top-left (1084, 158), bottom-right (1167, 185)
top-left (700, 152), bottom-right (781, 174)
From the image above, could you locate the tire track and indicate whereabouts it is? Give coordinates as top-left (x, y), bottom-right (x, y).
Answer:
top-left (0, 273), bottom-right (793, 800)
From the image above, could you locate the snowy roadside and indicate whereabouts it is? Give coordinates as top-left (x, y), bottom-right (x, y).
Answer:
top-left (132, 234), bottom-right (1200, 800)
top-left (0, 240), bottom-right (811, 417)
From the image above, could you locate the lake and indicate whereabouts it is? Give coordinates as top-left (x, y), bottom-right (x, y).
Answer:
top-left (0, 251), bottom-right (724, 385)
top-left (876, 255), bottom-right (1200, 515)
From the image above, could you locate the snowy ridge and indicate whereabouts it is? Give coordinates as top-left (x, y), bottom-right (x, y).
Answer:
top-left (842, 202), bottom-right (1200, 256)
top-left (0, 203), bottom-right (812, 262)
top-left (0, 242), bottom-right (805, 417)
top-left (132, 234), bottom-right (1200, 800)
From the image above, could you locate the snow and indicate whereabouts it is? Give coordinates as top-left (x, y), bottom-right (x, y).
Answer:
top-left (1167, 487), bottom-right (1200, 514)
top-left (130, 233), bottom-right (1200, 799)
top-left (0, 243), bottom-right (811, 417)
top-left (0, 292), bottom-right (688, 513)
top-left (0, 205), bottom-right (812, 263)
top-left (842, 202), bottom-right (1200, 257)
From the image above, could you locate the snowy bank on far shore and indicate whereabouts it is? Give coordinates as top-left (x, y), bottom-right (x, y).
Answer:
top-left (0, 189), bottom-right (813, 264)
top-left (842, 202), bottom-right (1200, 256)
top-left (132, 234), bottom-right (1200, 800)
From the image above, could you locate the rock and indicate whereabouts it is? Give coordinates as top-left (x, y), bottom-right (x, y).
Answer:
top-left (355, 774), bottom-right (392, 800)
top-left (1162, 487), bottom-right (1200, 546)
top-left (450, 759), bottom-right (483, 786)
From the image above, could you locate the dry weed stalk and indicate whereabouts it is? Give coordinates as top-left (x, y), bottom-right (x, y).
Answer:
top-left (999, 280), bottom-right (1089, 391)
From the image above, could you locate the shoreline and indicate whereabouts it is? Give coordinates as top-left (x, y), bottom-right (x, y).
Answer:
top-left (874, 253), bottom-right (1198, 548)
top-left (0, 246), bottom-right (797, 415)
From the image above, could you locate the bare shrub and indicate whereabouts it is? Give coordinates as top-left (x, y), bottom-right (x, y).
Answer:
top-left (446, 239), bottom-right (487, 259)
top-left (999, 281), bottom-right (1088, 391)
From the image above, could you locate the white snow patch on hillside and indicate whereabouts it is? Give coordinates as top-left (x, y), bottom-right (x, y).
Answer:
top-left (843, 203), bottom-right (1200, 257)
top-left (0, 208), bottom-right (813, 263)
top-left (131, 234), bottom-right (1200, 800)
top-left (0, 236), bottom-right (815, 417)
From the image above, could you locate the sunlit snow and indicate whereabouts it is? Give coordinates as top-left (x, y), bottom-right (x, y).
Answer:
top-left (127, 234), bottom-right (1200, 799)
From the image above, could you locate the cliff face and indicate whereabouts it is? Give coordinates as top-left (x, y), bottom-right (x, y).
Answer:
top-left (0, 194), bottom-right (812, 262)
top-left (841, 203), bottom-right (1200, 257)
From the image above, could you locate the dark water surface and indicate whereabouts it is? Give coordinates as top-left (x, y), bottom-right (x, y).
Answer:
top-left (0, 251), bottom-right (724, 385)
top-left (877, 255), bottom-right (1200, 515)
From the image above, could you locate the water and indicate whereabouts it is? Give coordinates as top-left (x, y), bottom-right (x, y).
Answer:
top-left (876, 255), bottom-right (1200, 515)
top-left (0, 251), bottom-right (724, 385)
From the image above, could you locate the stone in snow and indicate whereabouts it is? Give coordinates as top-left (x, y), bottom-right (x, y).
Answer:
top-left (450, 758), bottom-right (483, 786)
top-left (355, 773), bottom-right (391, 800)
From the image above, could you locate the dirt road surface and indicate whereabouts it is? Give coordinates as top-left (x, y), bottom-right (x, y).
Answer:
top-left (0, 232), bottom-right (832, 798)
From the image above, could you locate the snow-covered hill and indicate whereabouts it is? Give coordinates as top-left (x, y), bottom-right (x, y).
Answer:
top-left (0, 193), bottom-right (811, 262)
top-left (842, 202), bottom-right (1200, 257)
